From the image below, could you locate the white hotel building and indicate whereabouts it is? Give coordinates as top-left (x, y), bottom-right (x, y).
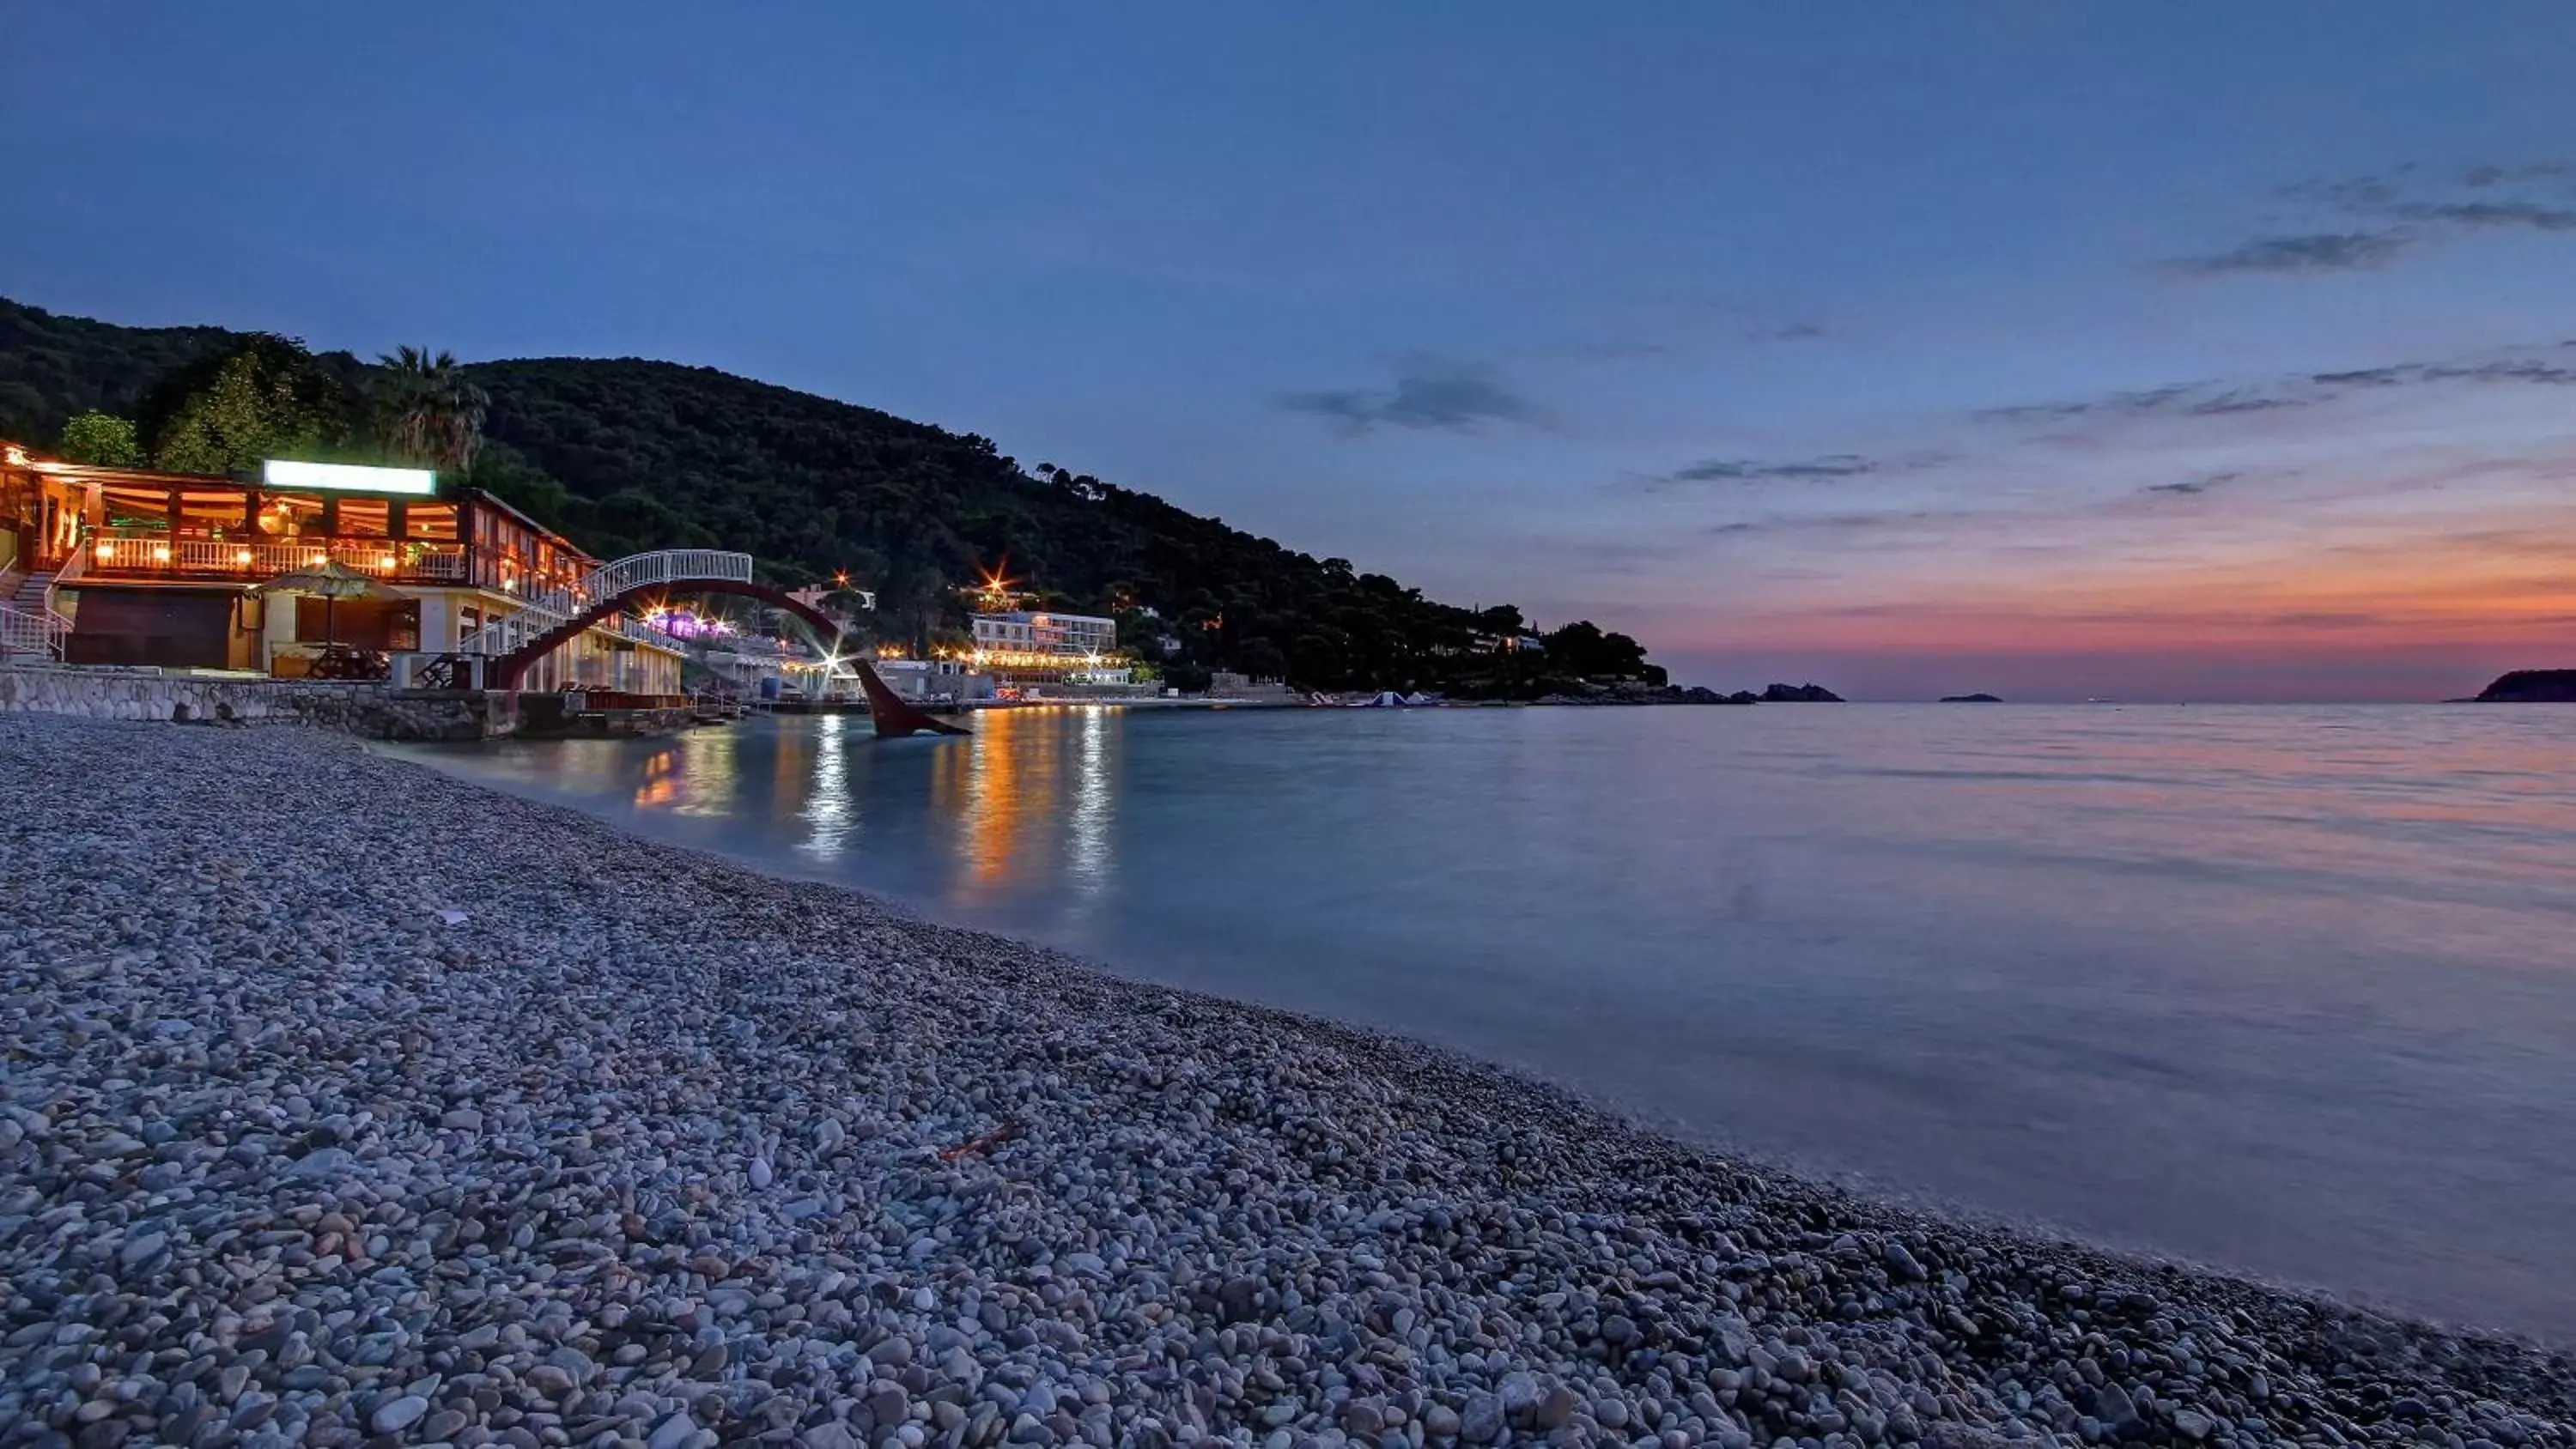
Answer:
top-left (969, 609), bottom-right (1127, 684)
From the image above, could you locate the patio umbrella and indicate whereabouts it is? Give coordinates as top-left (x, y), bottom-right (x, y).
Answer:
top-left (253, 559), bottom-right (404, 652)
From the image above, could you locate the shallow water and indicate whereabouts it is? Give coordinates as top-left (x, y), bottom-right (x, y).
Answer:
top-left (410, 704), bottom-right (2576, 1340)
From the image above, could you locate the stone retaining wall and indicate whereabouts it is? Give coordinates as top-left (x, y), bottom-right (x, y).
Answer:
top-left (374, 688), bottom-right (521, 741)
top-left (0, 665), bottom-right (368, 724)
top-left (0, 667), bottom-right (520, 738)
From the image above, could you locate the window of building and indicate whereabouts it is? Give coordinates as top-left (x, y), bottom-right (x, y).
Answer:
top-left (404, 503), bottom-right (459, 540)
top-left (297, 597), bottom-right (418, 650)
top-left (256, 493), bottom-right (325, 537)
top-left (99, 482), bottom-right (173, 530)
top-left (178, 488), bottom-right (251, 533)
top-left (335, 498), bottom-right (391, 537)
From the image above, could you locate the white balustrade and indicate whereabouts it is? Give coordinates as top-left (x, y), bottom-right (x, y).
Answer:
top-left (0, 603), bottom-right (71, 661)
top-left (86, 530), bottom-right (470, 583)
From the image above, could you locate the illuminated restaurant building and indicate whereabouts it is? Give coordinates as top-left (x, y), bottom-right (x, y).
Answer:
top-left (0, 446), bottom-right (683, 693)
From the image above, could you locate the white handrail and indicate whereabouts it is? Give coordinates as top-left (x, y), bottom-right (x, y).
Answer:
top-left (47, 526), bottom-right (91, 607)
top-left (0, 602), bottom-right (71, 661)
top-left (455, 549), bottom-right (755, 656)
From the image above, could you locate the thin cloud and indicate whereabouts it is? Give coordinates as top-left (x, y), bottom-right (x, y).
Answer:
top-left (1978, 382), bottom-right (2286, 425)
top-left (2196, 164), bottom-right (2576, 276)
top-left (2462, 163), bottom-right (2568, 189)
top-left (1666, 453), bottom-right (1876, 484)
top-left (2302, 358), bottom-right (2576, 391)
top-left (2162, 231), bottom-right (2409, 276)
top-left (1707, 510), bottom-right (1927, 538)
top-left (2146, 471), bottom-right (2240, 496)
top-left (2188, 391), bottom-right (2304, 415)
top-left (1630, 294), bottom-right (1834, 348)
top-left (1277, 353), bottom-right (1538, 434)
top-left (2276, 173), bottom-right (2411, 209)
top-left (2422, 359), bottom-right (2576, 385)
top-left (2391, 199), bottom-right (2576, 231)
top-left (1980, 342), bottom-right (2576, 437)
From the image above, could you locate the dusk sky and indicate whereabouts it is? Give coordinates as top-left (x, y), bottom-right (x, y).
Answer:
top-left (7, 3), bottom-right (2573, 700)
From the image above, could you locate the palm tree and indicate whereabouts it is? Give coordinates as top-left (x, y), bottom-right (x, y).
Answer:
top-left (376, 346), bottom-right (489, 472)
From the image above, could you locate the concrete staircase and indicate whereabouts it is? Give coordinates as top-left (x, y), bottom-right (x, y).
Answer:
top-left (9, 567), bottom-right (55, 613)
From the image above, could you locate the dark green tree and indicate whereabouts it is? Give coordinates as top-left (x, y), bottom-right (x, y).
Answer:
top-left (57, 410), bottom-right (141, 466)
top-left (1236, 637), bottom-right (1289, 681)
top-left (1542, 620), bottom-right (1655, 680)
top-left (1291, 632), bottom-right (1348, 688)
top-left (140, 334), bottom-right (349, 476)
top-left (460, 446), bottom-right (573, 524)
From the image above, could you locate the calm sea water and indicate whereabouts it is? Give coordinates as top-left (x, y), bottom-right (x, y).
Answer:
top-left (409, 704), bottom-right (2576, 1340)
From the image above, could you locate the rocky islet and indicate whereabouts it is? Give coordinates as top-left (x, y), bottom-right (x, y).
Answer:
top-left (1, 714), bottom-right (2569, 1448)
top-left (2469, 670), bottom-right (2576, 703)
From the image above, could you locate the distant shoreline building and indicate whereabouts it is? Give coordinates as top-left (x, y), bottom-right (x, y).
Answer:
top-left (969, 609), bottom-right (1127, 685)
top-left (873, 657), bottom-right (994, 706)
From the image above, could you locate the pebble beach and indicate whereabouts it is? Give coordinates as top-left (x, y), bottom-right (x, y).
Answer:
top-left (1, 714), bottom-right (2568, 1449)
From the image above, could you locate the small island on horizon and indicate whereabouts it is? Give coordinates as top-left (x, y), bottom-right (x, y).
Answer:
top-left (2468, 669), bottom-right (2576, 702)
top-left (1939, 692), bottom-right (2004, 703)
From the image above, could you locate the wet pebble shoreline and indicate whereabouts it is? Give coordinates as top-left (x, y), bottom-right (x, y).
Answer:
top-left (1, 715), bottom-right (2568, 1448)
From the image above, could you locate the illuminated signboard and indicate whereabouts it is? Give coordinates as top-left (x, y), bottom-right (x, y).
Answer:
top-left (260, 459), bottom-right (437, 496)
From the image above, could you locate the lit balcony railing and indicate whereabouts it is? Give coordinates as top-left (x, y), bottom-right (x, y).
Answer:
top-left (84, 530), bottom-right (473, 584)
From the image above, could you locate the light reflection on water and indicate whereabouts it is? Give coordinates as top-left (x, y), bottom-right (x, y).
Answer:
top-left (799, 713), bottom-right (855, 859)
top-left (674, 726), bottom-right (738, 817)
top-left (409, 703), bottom-right (2576, 1340)
top-left (1068, 707), bottom-right (1113, 910)
top-left (631, 748), bottom-right (679, 810)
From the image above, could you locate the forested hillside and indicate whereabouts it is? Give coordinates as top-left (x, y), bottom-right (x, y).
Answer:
top-left (0, 300), bottom-right (246, 442)
top-left (0, 297), bottom-right (1661, 693)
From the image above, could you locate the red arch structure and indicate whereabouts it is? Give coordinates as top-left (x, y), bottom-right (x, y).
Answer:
top-left (491, 579), bottom-right (969, 737)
